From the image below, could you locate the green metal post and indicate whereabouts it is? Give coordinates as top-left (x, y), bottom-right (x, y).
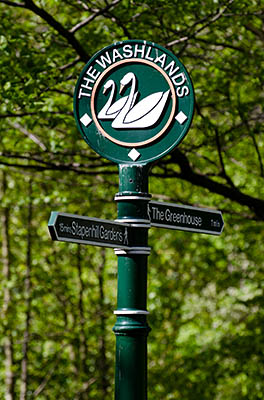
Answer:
top-left (113, 164), bottom-right (151, 400)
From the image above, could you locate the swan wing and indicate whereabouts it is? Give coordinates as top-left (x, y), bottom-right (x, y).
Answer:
top-left (123, 90), bottom-right (171, 128)
top-left (107, 96), bottom-right (128, 115)
top-left (107, 92), bottom-right (139, 116)
top-left (98, 105), bottom-right (109, 119)
top-left (124, 91), bottom-right (164, 123)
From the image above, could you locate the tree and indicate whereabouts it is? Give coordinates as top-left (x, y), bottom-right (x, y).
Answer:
top-left (0, 0), bottom-right (263, 399)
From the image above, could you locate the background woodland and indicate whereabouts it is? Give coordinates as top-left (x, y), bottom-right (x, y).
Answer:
top-left (0, 0), bottom-right (263, 399)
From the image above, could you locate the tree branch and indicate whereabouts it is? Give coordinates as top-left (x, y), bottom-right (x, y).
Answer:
top-left (245, 23), bottom-right (264, 42)
top-left (16, 0), bottom-right (90, 62)
top-left (237, 103), bottom-right (264, 178)
top-left (9, 122), bottom-right (47, 151)
top-left (251, 132), bottom-right (264, 178)
top-left (70, 0), bottom-right (122, 33)
top-left (103, 9), bottom-right (132, 39)
top-left (0, 111), bottom-right (72, 118)
top-left (0, 0), bottom-right (25, 7)
top-left (167, 0), bottom-right (234, 47)
top-left (158, 149), bottom-right (264, 220)
top-left (215, 127), bottom-right (236, 188)
top-left (196, 37), bottom-right (246, 53)
top-left (0, 159), bottom-right (117, 175)
top-left (32, 343), bottom-right (69, 397)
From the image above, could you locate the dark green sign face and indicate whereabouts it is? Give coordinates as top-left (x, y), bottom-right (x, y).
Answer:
top-left (74, 40), bottom-right (194, 164)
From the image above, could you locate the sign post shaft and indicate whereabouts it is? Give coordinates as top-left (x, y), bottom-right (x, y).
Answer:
top-left (113, 164), bottom-right (151, 400)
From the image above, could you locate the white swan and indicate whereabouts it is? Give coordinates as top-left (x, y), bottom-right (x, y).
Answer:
top-left (124, 89), bottom-right (170, 127)
top-left (98, 79), bottom-right (138, 120)
top-left (111, 72), bottom-right (171, 129)
top-left (111, 73), bottom-right (137, 128)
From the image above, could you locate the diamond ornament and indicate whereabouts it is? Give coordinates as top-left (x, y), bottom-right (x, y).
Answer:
top-left (175, 111), bottom-right (187, 125)
top-left (80, 113), bottom-right (92, 127)
top-left (128, 148), bottom-right (141, 161)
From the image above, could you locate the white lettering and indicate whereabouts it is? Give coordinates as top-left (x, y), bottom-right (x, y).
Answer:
top-left (72, 221), bottom-right (76, 235)
top-left (87, 44), bottom-right (192, 102)
top-left (164, 60), bottom-right (180, 77)
top-left (145, 46), bottom-right (154, 61)
top-left (95, 52), bottom-right (112, 69)
top-left (99, 226), bottom-right (123, 242)
top-left (123, 44), bottom-right (133, 58)
top-left (154, 53), bottom-right (166, 68)
top-left (176, 86), bottom-right (189, 97)
top-left (86, 65), bottom-right (100, 80)
top-left (112, 48), bottom-right (123, 62)
top-left (152, 206), bottom-right (164, 221)
top-left (211, 219), bottom-right (220, 227)
top-left (165, 208), bottom-right (170, 222)
top-left (161, 208), bottom-right (203, 226)
top-left (78, 88), bottom-right (91, 98)
top-left (59, 223), bottom-right (72, 234)
top-left (134, 44), bottom-right (145, 58)
top-left (70, 222), bottom-right (100, 240)
top-left (172, 72), bottom-right (186, 86)
top-left (81, 77), bottom-right (94, 90)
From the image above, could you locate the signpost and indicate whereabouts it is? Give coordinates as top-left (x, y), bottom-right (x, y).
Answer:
top-left (48, 211), bottom-right (148, 250)
top-left (148, 201), bottom-right (224, 235)
top-left (49, 39), bottom-right (223, 399)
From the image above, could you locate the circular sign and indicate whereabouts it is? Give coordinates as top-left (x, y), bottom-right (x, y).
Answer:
top-left (74, 40), bottom-right (194, 164)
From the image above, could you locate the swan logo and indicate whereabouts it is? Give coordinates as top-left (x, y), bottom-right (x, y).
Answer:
top-left (90, 59), bottom-right (177, 148)
top-left (74, 40), bottom-right (194, 164)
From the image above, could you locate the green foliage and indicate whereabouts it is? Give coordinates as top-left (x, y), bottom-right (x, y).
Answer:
top-left (0, 0), bottom-right (263, 399)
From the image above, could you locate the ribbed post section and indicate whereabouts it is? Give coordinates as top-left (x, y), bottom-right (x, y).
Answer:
top-left (113, 164), bottom-right (151, 400)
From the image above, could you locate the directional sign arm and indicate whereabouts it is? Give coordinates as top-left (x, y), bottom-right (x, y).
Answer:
top-left (148, 201), bottom-right (224, 235)
top-left (48, 212), bottom-right (150, 249)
